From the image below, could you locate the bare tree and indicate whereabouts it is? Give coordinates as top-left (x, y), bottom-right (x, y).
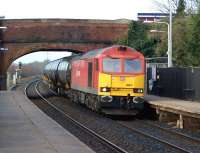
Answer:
top-left (153, 0), bottom-right (199, 13)
top-left (187, 0), bottom-right (200, 12)
top-left (153, 0), bottom-right (179, 13)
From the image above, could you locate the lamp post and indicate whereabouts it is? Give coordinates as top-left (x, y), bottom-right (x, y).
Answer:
top-left (157, 22), bottom-right (171, 68)
top-left (144, 18), bottom-right (172, 67)
top-left (144, 20), bottom-right (170, 65)
top-left (168, 1), bottom-right (173, 67)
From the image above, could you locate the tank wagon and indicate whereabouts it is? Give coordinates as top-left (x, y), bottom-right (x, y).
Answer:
top-left (43, 56), bottom-right (74, 89)
top-left (43, 45), bottom-right (145, 115)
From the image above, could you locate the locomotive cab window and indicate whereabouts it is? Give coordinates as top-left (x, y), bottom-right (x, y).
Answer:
top-left (95, 59), bottom-right (99, 71)
top-left (88, 62), bottom-right (93, 87)
top-left (124, 59), bottom-right (142, 73)
top-left (103, 58), bottom-right (121, 73)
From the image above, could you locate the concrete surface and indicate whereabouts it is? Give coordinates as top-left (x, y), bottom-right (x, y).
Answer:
top-left (146, 95), bottom-right (200, 119)
top-left (0, 91), bottom-right (94, 153)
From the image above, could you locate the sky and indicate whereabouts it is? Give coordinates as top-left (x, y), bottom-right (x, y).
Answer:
top-left (14, 52), bottom-right (72, 64)
top-left (0, 0), bottom-right (165, 64)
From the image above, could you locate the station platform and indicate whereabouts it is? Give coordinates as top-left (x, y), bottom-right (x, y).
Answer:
top-left (145, 95), bottom-right (200, 129)
top-left (0, 90), bottom-right (94, 153)
top-left (146, 95), bottom-right (200, 118)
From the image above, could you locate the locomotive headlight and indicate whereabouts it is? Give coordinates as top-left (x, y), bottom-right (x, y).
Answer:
top-left (133, 88), bottom-right (143, 93)
top-left (100, 87), bottom-right (111, 92)
top-left (102, 88), bottom-right (107, 92)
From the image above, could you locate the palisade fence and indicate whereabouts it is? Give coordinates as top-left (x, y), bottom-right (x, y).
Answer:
top-left (147, 67), bottom-right (200, 101)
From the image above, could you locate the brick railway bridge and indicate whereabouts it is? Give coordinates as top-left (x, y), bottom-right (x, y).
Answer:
top-left (0, 18), bottom-right (130, 90)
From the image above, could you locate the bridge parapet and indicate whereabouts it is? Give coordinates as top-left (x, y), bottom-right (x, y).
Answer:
top-left (2, 19), bottom-right (129, 44)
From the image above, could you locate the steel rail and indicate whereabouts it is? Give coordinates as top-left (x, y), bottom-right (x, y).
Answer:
top-left (24, 79), bottom-right (39, 97)
top-left (26, 80), bottom-right (128, 153)
top-left (118, 121), bottom-right (193, 153)
top-left (143, 121), bottom-right (200, 144)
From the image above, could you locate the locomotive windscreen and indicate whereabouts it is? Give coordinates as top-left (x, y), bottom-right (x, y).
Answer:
top-left (103, 58), bottom-right (121, 73)
top-left (124, 59), bottom-right (142, 73)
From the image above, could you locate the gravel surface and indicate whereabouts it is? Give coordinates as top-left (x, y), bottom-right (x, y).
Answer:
top-left (119, 120), bottom-right (200, 153)
top-left (15, 77), bottom-right (200, 153)
top-left (152, 120), bottom-right (200, 140)
top-left (12, 77), bottom-right (200, 153)
top-left (31, 80), bottom-right (194, 153)
top-left (26, 80), bottom-right (125, 153)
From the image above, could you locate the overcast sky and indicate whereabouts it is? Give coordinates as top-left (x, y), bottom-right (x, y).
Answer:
top-left (0, 0), bottom-right (166, 64)
top-left (1, 0), bottom-right (161, 20)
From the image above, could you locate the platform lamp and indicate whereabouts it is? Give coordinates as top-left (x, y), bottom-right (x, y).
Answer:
top-left (144, 18), bottom-right (172, 67)
top-left (142, 1), bottom-right (173, 67)
top-left (144, 20), bottom-right (170, 65)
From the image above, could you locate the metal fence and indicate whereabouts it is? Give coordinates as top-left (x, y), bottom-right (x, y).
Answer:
top-left (147, 67), bottom-right (200, 101)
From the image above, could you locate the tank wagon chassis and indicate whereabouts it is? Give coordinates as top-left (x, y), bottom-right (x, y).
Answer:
top-left (43, 45), bottom-right (145, 116)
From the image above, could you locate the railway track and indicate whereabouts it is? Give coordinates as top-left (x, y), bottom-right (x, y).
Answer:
top-left (24, 79), bottom-right (200, 153)
top-left (118, 120), bottom-right (200, 153)
top-left (144, 120), bottom-right (200, 144)
top-left (25, 80), bottom-right (128, 153)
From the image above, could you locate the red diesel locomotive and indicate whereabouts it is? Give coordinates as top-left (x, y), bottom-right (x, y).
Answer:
top-left (43, 45), bottom-right (145, 115)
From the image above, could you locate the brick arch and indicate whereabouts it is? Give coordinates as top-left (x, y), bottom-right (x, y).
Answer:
top-left (4, 42), bottom-right (108, 72)
top-left (0, 18), bottom-right (129, 89)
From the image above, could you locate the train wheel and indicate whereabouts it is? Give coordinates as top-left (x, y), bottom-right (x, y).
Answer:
top-left (89, 96), bottom-right (93, 110)
top-left (80, 93), bottom-right (85, 104)
top-left (72, 92), bottom-right (77, 103)
top-left (72, 94), bottom-right (75, 102)
top-left (85, 96), bottom-right (89, 108)
top-left (94, 97), bottom-right (101, 112)
top-left (74, 91), bottom-right (79, 104)
top-left (57, 88), bottom-right (61, 96)
top-left (88, 98), bottom-right (93, 110)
